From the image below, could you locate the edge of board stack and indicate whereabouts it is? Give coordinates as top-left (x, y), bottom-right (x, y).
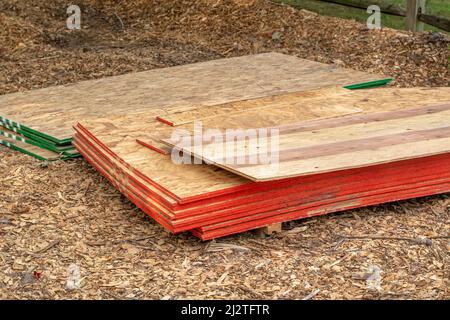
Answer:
top-left (0, 117), bottom-right (80, 161)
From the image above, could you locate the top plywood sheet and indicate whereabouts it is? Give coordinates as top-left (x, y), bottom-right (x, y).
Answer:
top-left (161, 87), bottom-right (450, 181)
top-left (158, 87), bottom-right (450, 130)
top-left (0, 52), bottom-right (387, 141)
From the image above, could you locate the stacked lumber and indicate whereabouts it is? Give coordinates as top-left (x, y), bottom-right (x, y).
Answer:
top-left (0, 118), bottom-right (79, 161)
top-left (0, 53), bottom-right (390, 161)
top-left (3, 52), bottom-right (449, 239)
top-left (73, 86), bottom-right (450, 239)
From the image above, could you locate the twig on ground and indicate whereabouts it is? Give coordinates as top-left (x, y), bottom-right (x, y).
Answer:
top-left (113, 12), bottom-right (124, 30)
top-left (302, 289), bottom-right (320, 300)
top-left (83, 181), bottom-right (92, 196)
top-left (85, 235), bottom-right (154, 247)
top-left (237, 284), bottom-right (263, 298)
top-left (33, 240), bottom-right (60, 254)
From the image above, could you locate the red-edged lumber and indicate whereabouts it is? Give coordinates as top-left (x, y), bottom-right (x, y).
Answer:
top-left (73, 126), bottom-right (450, 239)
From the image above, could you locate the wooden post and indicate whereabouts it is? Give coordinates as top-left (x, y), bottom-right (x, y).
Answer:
top-left (406, 0), bottom-right (426, 32)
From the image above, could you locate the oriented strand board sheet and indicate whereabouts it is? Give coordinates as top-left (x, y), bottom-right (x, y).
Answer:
top-left (76, 87), bottom-right (362, 202)
top-left (0, 136), bottom-right (71, 161)
top-left (75, 119), bottom-right (249, 201)
top-left (0, 52), bottom-right (388, 142)
top-left (156, 86), bottom-right (359, 127)
top-left (146, 86), bottom-right (360, 152)
top-left (149, 87), bottom-right (450, 154)
top-left (151, 87), bottom-right (450, 153)
top-left (0, 125), bottom-right (78, 154)
top-left (0, 120), bottom-right (71, 147)
top-left (160, 87), bottom-right (450, 181)
top-left (195, 180), bottom-right (450, 240)
top-left (158, 87), bottom-right (450, 129)
top-left (165, 103), bottom-right (450, 181)
top-left (159, 87), bottom-right (450, 181)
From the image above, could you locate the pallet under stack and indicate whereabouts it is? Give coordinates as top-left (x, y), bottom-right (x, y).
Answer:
top-left (73, 86), bottom-right (450, 240)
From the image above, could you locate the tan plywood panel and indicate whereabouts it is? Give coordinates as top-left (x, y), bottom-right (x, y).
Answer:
top-left (0, 52), bottom-right (386, 141)
top-left (160, 87), bottom-right (450, 182)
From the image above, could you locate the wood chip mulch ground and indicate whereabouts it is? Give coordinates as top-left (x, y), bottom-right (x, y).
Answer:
top-left (0, 0), bottom-right (449, 299)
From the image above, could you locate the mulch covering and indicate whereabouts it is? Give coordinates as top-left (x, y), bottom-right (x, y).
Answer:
top-left (0, 0), bottom-right (449, 299)
top-left (1, 0), bottom-right (449, 96)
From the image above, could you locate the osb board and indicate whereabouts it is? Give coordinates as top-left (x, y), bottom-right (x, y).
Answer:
top-left (77, 87), bottom-right (361, 201)
top-left (147, 87), bottom-right (361, 153)
top-left (159, 88), bottom-right (450, 181)
top-left (0, 125), bottom-right (77, 154)
top-left (0, 52), bottom-right (386, 141)
top-left (158, 87), bottom-right (450, 130)
top-left (152, 87), bottom-right (450, 150)
top-left (75, 125), bottom-right (450, 235)
top-left (82, 87), bottom-right (450, 199)
top-left (0, 136), bottom-right (66, 161)
top-left (164, 103), bottom-right (450, 181)
top-left (76, 121), bottom-right (450, 238)
top-left (157, 86), bottom-right (357, 126)
top-left (73, 127), bottom-right (177, 206)
top-left (77, 117), bottom-right (249, 200)
top-left (196, 180), bottom-right (450, 240)
top-left (0, 120), bottom-right (70, 147)
top-left (153, 85), bottom-right (441, 149)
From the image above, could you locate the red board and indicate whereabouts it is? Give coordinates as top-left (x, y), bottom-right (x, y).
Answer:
top-left (73, 123), bottom-right (450, 240)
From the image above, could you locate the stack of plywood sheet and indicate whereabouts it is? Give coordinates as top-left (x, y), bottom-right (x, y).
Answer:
top-left (5, 52), bottom-right (449, 239)
top-left (0, 119), bottom-right (80, 161)
top-left (73, 86), bottom-right (450, 239)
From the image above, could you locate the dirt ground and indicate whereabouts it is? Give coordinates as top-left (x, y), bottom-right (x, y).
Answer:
top-left (0, 0), bottom-right (449, 300)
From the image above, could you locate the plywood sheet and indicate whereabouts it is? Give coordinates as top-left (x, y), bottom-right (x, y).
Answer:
top-left (0, 52), bottom-right (387, 141)
top-left (159, 87), bottom-right (450, 130)
top-left (0, 125), bottom-right (78, 154)
top-left (78, 117), bottom-right (249, 200)
top-left (158, 87), bottom-right (450, 181)
top-left (164, 103), bottom-right (450, 181)
top-left (0, 136), bottom-right (69, 161)
top-left (74, 124), bottom-right (450, 238)
top-left (77, 87), bottom-right (362, 201)
top-left (75, 122), bottom-right (450, 239)
top-left (195, 180), bottom-right (450, 240)
top-left (156, 86), bottom-right (357, 126)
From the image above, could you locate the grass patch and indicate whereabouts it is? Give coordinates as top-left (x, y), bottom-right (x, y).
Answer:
top-left (274, 0), bottom-right (450, 32)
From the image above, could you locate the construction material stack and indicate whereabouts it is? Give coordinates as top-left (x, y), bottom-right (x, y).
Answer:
top-left (0, 117), bottom-right (79, 161)
top-left (2, 53), bottom-right (449, 239)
